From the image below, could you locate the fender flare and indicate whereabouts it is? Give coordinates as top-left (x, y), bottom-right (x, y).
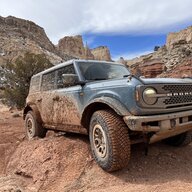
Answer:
top-left (23, 104), bottom-right (43, 124)
top-left (81, 97), bottom-right (131, 129)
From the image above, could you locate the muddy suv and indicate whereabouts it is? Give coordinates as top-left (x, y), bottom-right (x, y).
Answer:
top-left (24, 59), bottom-right (192, 172)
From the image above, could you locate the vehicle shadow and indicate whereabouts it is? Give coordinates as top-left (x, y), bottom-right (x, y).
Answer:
top-left (112, 142), bottom-right (192, 185)
top-left (60, 132), bottom-right (89, 143)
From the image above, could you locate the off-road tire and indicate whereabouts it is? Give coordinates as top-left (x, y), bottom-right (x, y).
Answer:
top-left (164, 131), bottom-right (192, 147)
top-left (25, 111), bottom-right (46, 139)
top-left (89, 110), bottom-right (130, 172)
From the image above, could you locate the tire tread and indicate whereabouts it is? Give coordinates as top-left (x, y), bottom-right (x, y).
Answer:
top-left (90, 110), bottom-right (130, 172)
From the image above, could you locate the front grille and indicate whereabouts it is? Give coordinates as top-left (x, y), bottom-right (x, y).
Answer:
top-left (164, 95), bottom-right (192, 105)
top-left (162, 85), bottom-right (192, 106)
top-left (163, 84), bottom-right (192, 93)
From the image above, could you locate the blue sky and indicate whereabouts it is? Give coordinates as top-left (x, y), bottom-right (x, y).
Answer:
top-left (83, 19), bottom-right (192, 60)
top-left (82, 20), bottom-right (192, 60)
top-left (83, 34), bottom-right (166, 60)
top-left (0, 0), bottom-right (192, 60)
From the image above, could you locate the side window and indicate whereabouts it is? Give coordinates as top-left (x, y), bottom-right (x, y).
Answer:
top-left (56, 64), bottom-right (76, 89)
top-left (42, 71), bottom-right (55, 91)
top-left (30, 76), bottom-right (40, 92)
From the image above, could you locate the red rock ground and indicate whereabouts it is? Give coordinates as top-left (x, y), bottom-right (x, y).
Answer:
top-left (0, 104), bottom-right (192, 192)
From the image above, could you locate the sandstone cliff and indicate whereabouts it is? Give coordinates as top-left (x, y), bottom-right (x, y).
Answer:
top-left (91, 46), bottom-right (111, 61)
top-left (0, 16), bottom-right (112, 66)
top-left (57, 35), bottom-right (94, 59)
top-left (57, 35), bottom-right (111, 61)
top-left (0, 16), bottom-right (55, 52)
top-left (126, 26), bottom-right (192, 78)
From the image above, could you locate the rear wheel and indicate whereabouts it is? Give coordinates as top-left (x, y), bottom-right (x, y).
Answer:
top-left (25, 111), bottom-right (46, 139)
top-left (89, 110), bottom-right (130, 172)
top-left (164, 131), bottom-right (192, 147)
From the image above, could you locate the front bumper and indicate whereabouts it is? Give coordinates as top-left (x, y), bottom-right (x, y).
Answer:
top-left (123, 110), bottom-right (192, 143)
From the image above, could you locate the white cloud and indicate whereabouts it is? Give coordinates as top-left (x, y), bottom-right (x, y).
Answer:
top-left (113, 49), bottom-right (153, 61)
top-left (0, 0), bottom-right (192, 43)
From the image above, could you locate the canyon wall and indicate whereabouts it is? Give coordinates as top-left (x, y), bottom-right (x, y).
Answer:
top-left (124, 26), bottom-right (192, 78)
top-left (0, 16), bottom-right (111, 67)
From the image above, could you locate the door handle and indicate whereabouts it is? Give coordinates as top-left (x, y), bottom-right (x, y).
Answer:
top-left (37, 98), bottom-right (42, 102)
top-left (53, 95), bottom-right (60, 101)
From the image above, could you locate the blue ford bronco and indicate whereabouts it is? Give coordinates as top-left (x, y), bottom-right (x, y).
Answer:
top-left (24, 59), bottom-right (192, 172)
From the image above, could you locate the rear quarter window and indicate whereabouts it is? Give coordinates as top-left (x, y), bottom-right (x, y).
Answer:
top-left (29, 76), bottom-right (41, 93)
top-left (42, 71), bottom-right (56, 91)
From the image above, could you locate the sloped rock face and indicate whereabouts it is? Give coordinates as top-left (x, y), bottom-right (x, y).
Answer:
top-left (6, 136), bottom-right (90, 192)
top-left (166, 26), bottom-right (192, 50)
top-left (159, 57), bottom-right (192, 78)
top-left (0, 16), bottom-right (74, 65)
top-left (127, 26), bottom-right (192, 78)
top-left (0, 16), bottom-right (55, 52)
top-left (91, 46), bottom-right (111, 61)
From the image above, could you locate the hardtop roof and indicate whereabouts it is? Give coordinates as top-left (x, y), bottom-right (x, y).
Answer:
top-left (32, 59), bottom-right (123, 78)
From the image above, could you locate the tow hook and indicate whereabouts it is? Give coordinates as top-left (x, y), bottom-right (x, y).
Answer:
top-left (170, 118), bottom-right (176, 129)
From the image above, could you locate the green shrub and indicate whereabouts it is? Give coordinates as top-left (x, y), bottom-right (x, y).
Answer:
top-left (2, 52), bottom-right (53, 108)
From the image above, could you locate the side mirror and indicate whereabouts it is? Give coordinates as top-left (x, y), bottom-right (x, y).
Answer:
top-left (62, 74), bottom-right (78, 87)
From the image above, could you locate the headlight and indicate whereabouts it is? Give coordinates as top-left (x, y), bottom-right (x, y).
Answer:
top-left (143, 88), bottom-right (157, 105)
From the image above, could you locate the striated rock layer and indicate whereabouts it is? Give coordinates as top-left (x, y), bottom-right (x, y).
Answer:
top-left (159, 57), bottom-right (192, 78)
top-left (125, 26), bottom-right (192, 78)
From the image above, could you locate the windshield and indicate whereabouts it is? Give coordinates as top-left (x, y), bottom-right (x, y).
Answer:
top-left (78, 62), bottom-right (130, 81)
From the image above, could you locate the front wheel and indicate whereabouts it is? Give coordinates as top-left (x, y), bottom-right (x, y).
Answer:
top-left (25, 111), bottom-right (46, 139)
top-left (164, 131), bottom-right (192, 147)
top-left (89, 110), bottom-right (130, 172)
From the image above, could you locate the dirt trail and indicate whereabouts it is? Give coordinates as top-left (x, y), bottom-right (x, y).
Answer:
top-left (0, 104), bottom-right (192, 192)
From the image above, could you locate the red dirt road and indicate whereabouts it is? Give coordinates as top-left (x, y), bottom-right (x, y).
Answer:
top-left (0, 104), bottom-right (192, 192)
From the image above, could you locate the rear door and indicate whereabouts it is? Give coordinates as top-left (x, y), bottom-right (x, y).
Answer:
top-left (40, 70), bottom-right (56, 125)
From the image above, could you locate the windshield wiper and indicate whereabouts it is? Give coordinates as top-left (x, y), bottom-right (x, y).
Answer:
top-left (123, 74), bottom-right (130, 78)
top-left (92, 78), bottom-right (107, 81)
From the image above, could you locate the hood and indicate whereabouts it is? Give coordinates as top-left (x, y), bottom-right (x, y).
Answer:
top-left (140, 77), bottom-right (192, 85)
